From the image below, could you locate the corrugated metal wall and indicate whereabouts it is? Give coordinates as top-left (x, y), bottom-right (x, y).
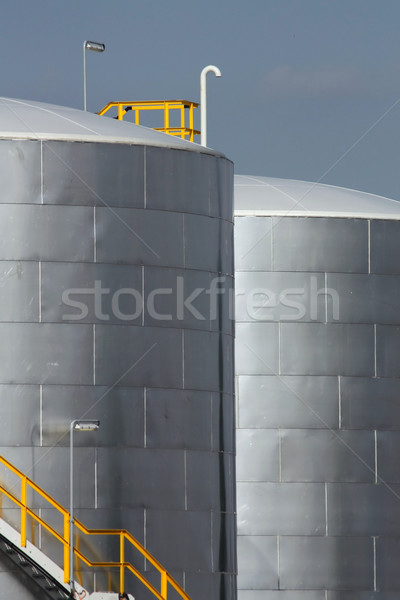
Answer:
top-left (0, 139), bottom-right (236, 600)
top-left (235, 214), bottom-right (400, 598)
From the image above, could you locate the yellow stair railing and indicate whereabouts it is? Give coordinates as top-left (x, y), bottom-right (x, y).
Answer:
top-left (0, 455), bottom-right (192, 600)
top-left (97, 100), bottom-right (200, 141)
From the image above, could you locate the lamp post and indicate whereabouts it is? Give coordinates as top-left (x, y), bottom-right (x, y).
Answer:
top-left (83, 40), bottom-right (105, 111)
top-left (200, 65), bottom-right (222, 147)
top-left (69, 419), bottom-right (100, 595)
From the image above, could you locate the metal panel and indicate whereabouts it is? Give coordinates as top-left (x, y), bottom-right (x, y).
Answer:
top-left (144, 266), bottom-right (211, 330)
top-left (280, 323), bottom-right (374, 376)
top-left (95, 325), bottom-right (183, 388)
top-left (0, 385), bottom-right (39, 445)
top-left (236, 430), bottom-right (279, 482)
top-left (239, 593), bottom-right (325, 600)
top-left (97, 448), bottom-right (185, 510)
top-left (219, 219), bottom-right (234, 276)
top-left (210, 273), bottom-right (234, 335)
top-left (186, 451), bottom-right (230, 511)
top-left (0, 262), bottom-right (39, 322)
top-left (237, 535), bottom-right (278, 589)
top-left (184, 213), bottom-right (220, 272)
top-left (370, 220), bottom-right (400, 275)
top-left (375, 537), bottom-right (400, 590)
top-left (237, 375), bottom-right (339, 429)
top-left (235, 272), bottom-right (325, 323)
top-left (0, 323), bottom-right (93, 384)
top-left (146, 147), bottom-right (212, 215)
top-left (212, 393), bottom-right (235, 453)
top-left (279, 536), bottom-right (374, 590)
top-left (281, 430), bottom-right (375, 482)
top-left (32, 446), bottom-right (96, 509)
top-left (96, 207), bottom-right (184, 267)
top-left (213, 512), bottom-right (237, 573)
top-left (235, 322), bottom-right (279, 375)
top-left (146, 509), bottom-right (212, 571)
top-left (327, 273), bottom-right (400, 324)
top-left (186, 573), bottom-right (236, 600)
top-left (234, 216), bottom-right (272, 272)
top-left (328, 593), bottom-right (400, 600)
top-left (43, 141), bottom-right (145, 207)
top-left (41, 385), bottom-right (144, 448)
top-left (0, 205), bottom-right (94, 261)
top-left (212, 157), bottom-right (234, 222)
top-left (327, 482), bottom-right (400, 536)
top-left (237, 482), bottom-right (325, 536)
top-left (0, 140), bottom-right (41, 204)
top-left (184, 216), bottom-right (233, 276)
top-left (272, 217), bottom-right (368, 273)
top-left (376, 431), bottom-right (400, 483)
top-left (341, 377), bottom-right (400, 430)
top-left (42, 262), bottom-right (142, 325)
top-left (221, 333), bottom-right (234, 395)
top-left (184, 330), bottom-right (225, 392)
top-left (376, 325), bottom-right (400, 377)
top-left (146, 388), bottom-right (212, 450)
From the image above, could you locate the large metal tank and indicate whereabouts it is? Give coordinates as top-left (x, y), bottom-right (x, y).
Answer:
top-left (234, 174), bottom-right (400, 598)
top-left (0, 97), bottom-right (236, 600)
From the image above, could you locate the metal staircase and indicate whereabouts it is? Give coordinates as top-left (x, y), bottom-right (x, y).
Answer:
top-left (0, 455), bottom-right (192, 600)
top-left (0, 532), bottom-right (70, 599)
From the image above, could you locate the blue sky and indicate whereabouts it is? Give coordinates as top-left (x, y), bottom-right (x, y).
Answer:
top-left (2, 0), bottom-right (400, 199)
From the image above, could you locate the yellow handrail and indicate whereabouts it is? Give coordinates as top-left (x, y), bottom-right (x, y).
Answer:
top-left (97, 100), bottom-right (200, 142)
top-left (0, 455), bottom-right (192, 600)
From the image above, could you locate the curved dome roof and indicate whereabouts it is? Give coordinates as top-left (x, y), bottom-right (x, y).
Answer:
top-left (235, 174), bottom-right (400, 220)
top-left (0, 97), bottom-right (220, 154)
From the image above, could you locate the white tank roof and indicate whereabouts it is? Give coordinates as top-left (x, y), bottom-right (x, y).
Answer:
top-left (0, 97), bottom-right (220, 154)
top-left (235, 174), bottom-right (400, 220)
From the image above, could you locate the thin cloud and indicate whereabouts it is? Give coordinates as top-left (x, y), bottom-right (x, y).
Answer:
top-left (262, 65), bottom-right (363, 98)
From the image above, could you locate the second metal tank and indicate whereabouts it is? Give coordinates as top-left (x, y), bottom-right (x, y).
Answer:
top-left (235, 174), bottom-right (400, 598)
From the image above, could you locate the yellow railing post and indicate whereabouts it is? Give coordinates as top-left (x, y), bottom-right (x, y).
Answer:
top-left (21, 476), bottom-right (27, 547)
top-left (120, 531), bottom-right (125, 594)
top-left (164, 102), bottom-right (169, 134)
top-left (76, 532), bottom-right (83, 586)
top-left (64, 513), bottom-right (70, 583)
top-left (118, 104), bottom-right (124, 121)
top-left (180, 106), bottom-right (185, 139)
top-left (161, 570), bottom-right (167, 600)
top-left (189, 104), bottom-right (194, 142)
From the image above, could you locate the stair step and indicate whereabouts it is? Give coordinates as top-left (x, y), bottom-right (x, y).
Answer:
top-left (44, 578), bottom-right (57, 590)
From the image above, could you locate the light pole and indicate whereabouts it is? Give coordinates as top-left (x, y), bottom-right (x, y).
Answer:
top-left (83, 40), bottom-right (105, 111)
top-left (200, 65), bottom-right (222, 147)
top-left (69, 419), bottom-right (100, 595)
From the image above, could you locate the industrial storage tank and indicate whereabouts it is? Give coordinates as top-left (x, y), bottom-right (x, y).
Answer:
top-left (0, 97), bottom-right (236, 600)
top-left (234, 174), bottom-right (400, 598)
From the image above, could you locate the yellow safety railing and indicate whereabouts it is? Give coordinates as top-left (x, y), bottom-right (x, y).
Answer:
top-left (0, 455), bottom-right (192, 600)
top-left (97, 100), bottom-right (200, 141)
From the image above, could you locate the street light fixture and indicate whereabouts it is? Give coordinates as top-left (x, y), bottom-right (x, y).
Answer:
top-left (83, 40), bottom-right (105, 112)
top-left (200, 65), bottom-right (222, 147)
top-left (69, 419), bottom-right (100, 595)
